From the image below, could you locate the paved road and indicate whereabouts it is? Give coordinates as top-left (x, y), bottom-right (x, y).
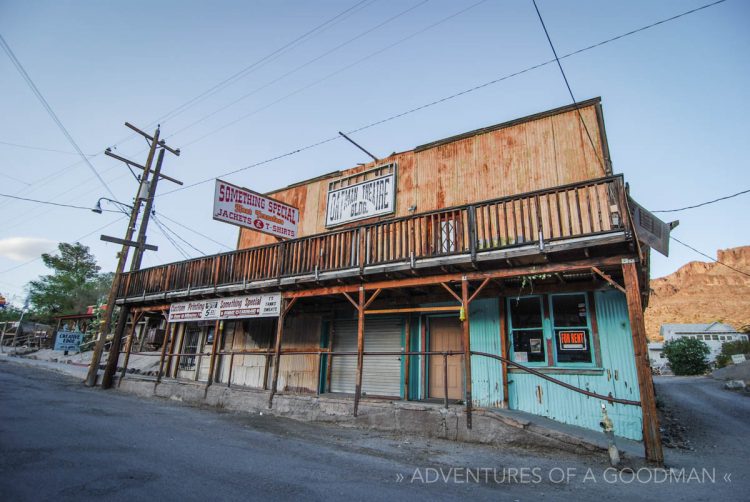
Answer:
top-left (0, 359), bottom-right (746, 501)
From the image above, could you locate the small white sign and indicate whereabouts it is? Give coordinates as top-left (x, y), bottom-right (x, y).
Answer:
top-left (168, 293), bottom-right (281, 323)
top-left (731, 354), bottom-right (746, 365)
top-left (213, 179), bottom-right (299, 239)
top-left (325, 173), bottom-right (395, 227)
top-left (513, 351), bottom-right (528, 363)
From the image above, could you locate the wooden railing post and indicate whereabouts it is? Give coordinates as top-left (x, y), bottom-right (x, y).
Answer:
top-left (117, 312), bottom-right (142, 387)
top-left (156, 321), bottom-right (171, 384)
top-left (468, 206), bottom-right (477, 261)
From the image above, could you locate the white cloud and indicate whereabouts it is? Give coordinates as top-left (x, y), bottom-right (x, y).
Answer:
top-left (0, 237), bottom-right (58, 261)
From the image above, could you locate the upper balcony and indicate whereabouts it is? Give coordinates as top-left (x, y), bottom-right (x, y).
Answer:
top-left (117, 175), bottom-right (633, 304)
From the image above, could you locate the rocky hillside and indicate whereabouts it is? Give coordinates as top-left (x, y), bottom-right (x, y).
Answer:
top-left (645, 246), bottom-right (750, 341)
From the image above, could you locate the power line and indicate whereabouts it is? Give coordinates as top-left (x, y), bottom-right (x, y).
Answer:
top-left (0, 139), bottom-right (96, 156)
top-left (152, 217), bottom-right (191, 260)
top-left (531, 0), bottom-right (605, 170)
top-left (166, 0), bottom-right (429, 141)
top-left (0, 193), bottom-right (121, 212)
top-left (150, 0), bottom-right (376, 129)
top-left (152, 215), bottom-right (206, 256)
top-left (156, 212), bottom-right (233, 251)
top-left (177, 0), bottom-right (483, 148)
top-left (671, 236), bottom-right (750, 279)
top-left (159, 0), bottom-right (725, 197)
top-left (0, 34), bottom-right (118, 201)
top-left (652, 188), bottom-right (750, 213)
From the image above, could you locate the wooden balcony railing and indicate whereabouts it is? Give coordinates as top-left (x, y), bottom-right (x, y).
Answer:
top-left (118, 175), bottom-right (629, 299)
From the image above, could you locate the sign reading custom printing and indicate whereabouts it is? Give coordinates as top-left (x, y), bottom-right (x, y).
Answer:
top-left (54, 331), bottom-right (83, 352)
top-left (558, 331), bottom-right (587, 351)
top-left (326, 173), bottom-right (395, 227)
top-left (168, 293), bottom-right (281, 322)
top-left (214, 179), bottom-right (299, 239)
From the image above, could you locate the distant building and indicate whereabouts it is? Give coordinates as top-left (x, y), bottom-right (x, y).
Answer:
top-left (657, 322), bottom-right (749, 363)
top-left (647, 342), bottom-right (668, 374)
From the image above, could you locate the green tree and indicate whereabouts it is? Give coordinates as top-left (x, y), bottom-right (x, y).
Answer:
top-left (27, 243), bottom-right (112, 322)
top-left (663, 338), bottom-right (711, 375)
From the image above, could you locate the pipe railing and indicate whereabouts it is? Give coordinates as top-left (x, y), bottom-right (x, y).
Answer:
top-left (115, 346), bottom-right (641, 407)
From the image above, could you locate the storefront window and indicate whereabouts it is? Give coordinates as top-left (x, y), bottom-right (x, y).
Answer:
top-left (550, 294), bottom-right (593, 364)
top-left (508, 293), bottom-right (596, 368)
top-left (508, 296), bottom-right (545, 364)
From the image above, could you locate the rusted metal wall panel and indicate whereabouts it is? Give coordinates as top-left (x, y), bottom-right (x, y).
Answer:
top-left (238, 103), bottom-right (607, 249)
top-left (507, 290), bottom-right (643, 440)
top-left (275, 313), bottom-right (322, 393)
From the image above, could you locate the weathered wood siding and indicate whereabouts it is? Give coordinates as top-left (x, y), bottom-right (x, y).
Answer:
top-left (237, 100), bottom-right (609, 249)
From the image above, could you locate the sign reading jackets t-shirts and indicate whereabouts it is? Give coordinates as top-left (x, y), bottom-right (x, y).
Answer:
top-left (168, 293), bottom-right (281, 323)
top-left (213, 179), bottom-right (299, 239)
top-left (325, 173), bottom-right (395, 227)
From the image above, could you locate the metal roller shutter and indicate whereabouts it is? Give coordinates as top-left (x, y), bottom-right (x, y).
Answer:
top-left (330, 317), bottom-right (403, 397)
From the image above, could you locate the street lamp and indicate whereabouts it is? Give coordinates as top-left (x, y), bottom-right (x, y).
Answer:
top-left (92, 197), bottom-right (133, 215)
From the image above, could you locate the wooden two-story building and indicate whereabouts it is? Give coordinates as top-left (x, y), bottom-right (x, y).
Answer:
top-left (106, 98), bottom-right (663, 463)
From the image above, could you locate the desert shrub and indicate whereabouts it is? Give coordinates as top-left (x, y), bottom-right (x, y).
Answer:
top-left (715, 340), bottom-right (750, 368)
top-left (663, 338), bottom-right (710, 375)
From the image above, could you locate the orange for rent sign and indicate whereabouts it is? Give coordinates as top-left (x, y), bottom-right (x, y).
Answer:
top-left (559, 330), bottom-right (587, 350)
top-left (213, 179), bottom-right (299, 239)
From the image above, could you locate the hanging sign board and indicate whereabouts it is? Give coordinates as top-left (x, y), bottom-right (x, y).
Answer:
top-left (629, 198), bottom-right (677, 258)
top-left (325, 173), bottom-right (395, 227)
top-left (558, 331), bottom-right (587, 351)
top-left (213, 179), bottom-right (299, 239)
top-left (168, 293), bottom-right (281, 322)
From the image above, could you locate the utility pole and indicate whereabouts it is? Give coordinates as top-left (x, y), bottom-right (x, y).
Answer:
top-left (84, 124), bottom-right (181, 388)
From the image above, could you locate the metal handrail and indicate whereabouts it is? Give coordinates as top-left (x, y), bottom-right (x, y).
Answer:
top-left (118, 346), bottom-right (640, 407)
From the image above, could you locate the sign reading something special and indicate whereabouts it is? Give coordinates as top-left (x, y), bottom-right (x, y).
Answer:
top-left (168, 293), bottom-right (281, 323)
top-left (213, 179), bottom-right (299, 239)
top-left (325, 173), bottom-right (395, 227)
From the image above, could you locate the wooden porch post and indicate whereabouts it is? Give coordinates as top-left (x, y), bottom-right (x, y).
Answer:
top-left (164, 323), bottom-right (179, 378)
top-left (461, 276), bottom-right (473, 429)
top-left (403, 314), bottom-right (411, 401)
top-left (269, 298), bottom-right (295, 408)
top-left (156, 321), bottom-right (172, 384)
top-left (206, 319), bottom-right (222, 389)
top-left (498, 297), bottom-right (509, 408)
top-left (622, 258), bottom-right (664, 465)
top-left (353, 287), bottom-right (365, 417)
top-left (117, 312), bottom-right (143, 387)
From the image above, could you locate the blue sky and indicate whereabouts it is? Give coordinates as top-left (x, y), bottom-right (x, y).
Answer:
top-left (0, 0), bottom-right (748, 307)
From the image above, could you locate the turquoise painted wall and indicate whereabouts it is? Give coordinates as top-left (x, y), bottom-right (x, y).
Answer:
top-left (507, 290), bottom-right (643, 440)
top-left (469, 298), bottom-right (505, 408)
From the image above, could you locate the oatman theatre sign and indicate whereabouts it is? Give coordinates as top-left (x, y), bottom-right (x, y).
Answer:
top-left (168, 293), bottom-right (281, 323)
top-left (326, 172), bottom-right (395, 227)
top-left (214, 179), bottom-right (299, 239)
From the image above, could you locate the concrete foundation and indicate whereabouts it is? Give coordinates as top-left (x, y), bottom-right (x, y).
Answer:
top-left (117, 375), bottom-right (610, 456)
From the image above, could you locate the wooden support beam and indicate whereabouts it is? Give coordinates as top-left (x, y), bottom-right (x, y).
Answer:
top-left (353, 287), bottom-right (365, 417)
top-left (461, 277), bottom-right (473, 429)
top-left (498, 298), bottom-right (509, 408)
top-left (403, 315), bottom-right (411, 401)
top-left (592, 266), bottom-right (626, 294)
top-left (622, 259), bottom-right (664, 466)
top-left (156, 322), bottom-right (172, 384)
top-left (341, 292), bottom-right (359, 311)
top-left (283, 255), bottom-right (629, 299)
top-left (363, 288), bottom-right (382, 310)
top-left (365, 306), bottom-right (461, 315)
top-left (468, 277), bottom-right (491, 304)
top-left (268, 298), bottom-right (291, 408)
top-left (117, 312), bottom-right (143, 387)
top-left (439, 282), bottom-right (462, 303)
top-left (205, 319), bottom-right (222, 389)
